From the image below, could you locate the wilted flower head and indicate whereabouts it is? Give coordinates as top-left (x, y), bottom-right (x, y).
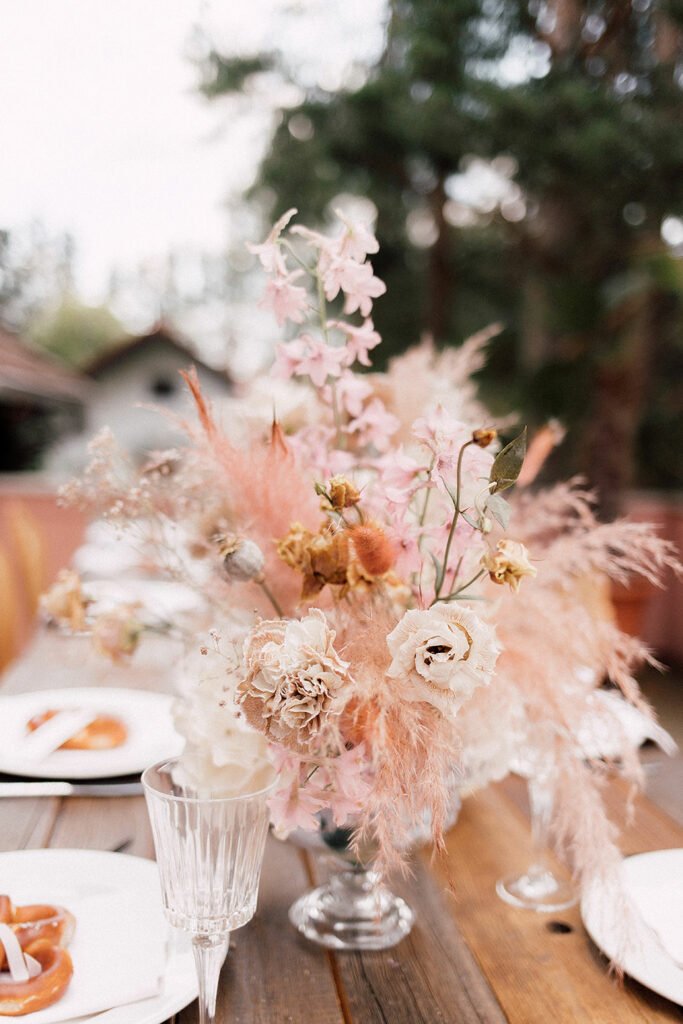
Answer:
top-left (327, 475), bottom-right (361, 510)
top-left (386, 603), bottom-right (499, 717)
top-left (278, 521), bottom-right (350, 599)
top-left (237, 610), bottom-right (353, 752)
top-left (40, 569), bottom-right (89, 631)
top-left (92, 607), bottom-right (142, 663)
top-left (482, 539), bottom-right (536, 592)
top-left (472, 428), bottom-right (498, 448)
top-left (217, 534), bottom-right (266, 583)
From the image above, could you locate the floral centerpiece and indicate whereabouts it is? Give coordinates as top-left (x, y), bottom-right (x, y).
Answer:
top-left (54, 207), bottom-right (680, 951)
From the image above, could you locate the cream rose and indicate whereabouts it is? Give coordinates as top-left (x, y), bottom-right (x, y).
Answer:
top-left (386, 603), bottom-right (499, 716)
top-left (237, 610), bottom-right (351, 751)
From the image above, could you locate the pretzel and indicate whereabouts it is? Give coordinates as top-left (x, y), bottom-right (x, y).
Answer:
top-left (0, 897), bottom-right (75, 960)
top-left (0, 937), bottom-right (73, 1016)
top-left (27, 710), bottom-right (128, 750)
top-left (0, 899), bottom-right (75, 1016)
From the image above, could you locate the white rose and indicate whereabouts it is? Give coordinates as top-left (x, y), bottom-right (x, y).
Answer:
top-left (386, 603), bottom-right (499, 716)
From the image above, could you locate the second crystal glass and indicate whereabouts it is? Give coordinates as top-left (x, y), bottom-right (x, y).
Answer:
top-left (143, 758), bottom-right (275, 1024)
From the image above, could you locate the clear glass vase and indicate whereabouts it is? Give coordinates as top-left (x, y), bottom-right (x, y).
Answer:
top-left (143, 758), bottom-right (275, 1024)
top-left (288, 818), bottom-right (415, 951)
top-left (496, 771), bottom-right (577, 912)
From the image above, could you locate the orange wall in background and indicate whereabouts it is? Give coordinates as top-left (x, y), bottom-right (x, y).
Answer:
top-left (0, 482), bottom-right (86, 667)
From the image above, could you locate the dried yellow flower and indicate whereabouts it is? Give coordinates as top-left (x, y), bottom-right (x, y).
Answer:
top-left (482, 539), bottom-right (537, 592)
top-left (328, 475), bottom-right (361, 510)
top-left (472, 428), bottom-right (498, 448)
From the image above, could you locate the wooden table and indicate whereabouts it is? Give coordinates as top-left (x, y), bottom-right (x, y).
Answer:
top-left (1, 630), bottom-right (682, 1023)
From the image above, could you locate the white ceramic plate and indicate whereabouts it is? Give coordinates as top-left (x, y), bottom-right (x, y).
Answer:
top-left (0, 688), bottom-right (184, 779)
top-left (581, 848), bottom-right (683, 1006)
top-left (0, 849), bottom-right (197, 1024)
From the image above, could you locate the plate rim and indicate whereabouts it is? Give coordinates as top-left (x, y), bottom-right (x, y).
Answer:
top-left (580, 847), bottom-right (683, 1006)
top-left (0, 688), bottom-right (183, 780)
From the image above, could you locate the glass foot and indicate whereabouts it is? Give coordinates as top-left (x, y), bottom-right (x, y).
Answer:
top-left (496, 869), bottom-right (577, 912)
top-left (289, 869), bottom-right (415, 950)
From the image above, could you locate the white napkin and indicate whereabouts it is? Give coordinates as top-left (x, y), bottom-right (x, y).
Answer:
top-left (0, 890), bottom-right (166, 1024)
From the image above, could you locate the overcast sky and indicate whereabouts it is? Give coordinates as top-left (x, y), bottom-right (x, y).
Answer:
top-left (0, 0), bottom-right (386, 306)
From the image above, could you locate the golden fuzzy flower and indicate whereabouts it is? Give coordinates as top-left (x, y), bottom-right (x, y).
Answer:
top-left (482, 539), bottom-right (537, 592)
top-left (328, 475), bottom-right (361, 510)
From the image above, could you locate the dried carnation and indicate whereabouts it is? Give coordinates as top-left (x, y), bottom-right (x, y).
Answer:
top-left (483, 539), bottom-right (536, 592)
top-left (237, 609), bottom-right (353, 752)
top-left (386, 603), bottom-right (499, 717)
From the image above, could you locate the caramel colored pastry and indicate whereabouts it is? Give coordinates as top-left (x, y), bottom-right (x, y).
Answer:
top-left (27, 710), bottom-right (128, 750)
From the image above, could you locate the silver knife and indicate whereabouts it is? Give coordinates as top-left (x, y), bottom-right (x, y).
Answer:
top-left (0, 781), bottom-right (143, 798)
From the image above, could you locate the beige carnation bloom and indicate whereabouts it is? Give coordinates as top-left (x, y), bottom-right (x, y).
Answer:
top-left (483, 539), bottom-right (536, 592)
top-left (386, 603), bottom-right (499, 717)
top-left (237, 609), bottom-right (351, 751)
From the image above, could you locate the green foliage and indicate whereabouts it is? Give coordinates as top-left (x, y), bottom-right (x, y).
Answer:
top-left (202, 0), bottom-right (683, 503)
top-left (29, 298), bottom-right (124, 368)
top-left (490, 428), bottom-right (527, 493)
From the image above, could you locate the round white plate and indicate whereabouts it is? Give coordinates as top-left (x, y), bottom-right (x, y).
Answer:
top-left (0, 849), bottom-right (197, 1024)
top-left (0, 688), bottom-right (184, 779)
top-left (581, 848), bottom-right (683, 1006)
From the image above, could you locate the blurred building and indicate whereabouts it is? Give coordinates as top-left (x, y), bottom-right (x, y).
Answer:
top-left (0, 326), bottom-right (89, 471)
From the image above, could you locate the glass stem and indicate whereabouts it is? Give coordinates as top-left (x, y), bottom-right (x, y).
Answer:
top-left (527, 773), bottom-right (555, 879)
top-left (192, 933), bottom-right (230, 1024)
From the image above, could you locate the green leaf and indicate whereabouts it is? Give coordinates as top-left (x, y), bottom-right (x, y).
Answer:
top-left (486, 492), bottom-right (511, 529)
top-left (460, 509), bottom-right (480, 529)
top-left (490, 427), bottom-right (527, 494)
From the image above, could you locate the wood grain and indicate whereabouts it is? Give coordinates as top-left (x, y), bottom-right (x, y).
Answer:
top-left (307, 852), bottom-right (508, 1024)
top-left (432, 782), bottom-right (683, 1023)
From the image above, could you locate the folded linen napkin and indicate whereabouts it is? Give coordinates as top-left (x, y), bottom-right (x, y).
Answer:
top-left (0, 890), bottom-right (165, 1024)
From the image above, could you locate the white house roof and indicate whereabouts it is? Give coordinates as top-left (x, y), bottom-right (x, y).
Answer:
top-left (83, 322), bottom-right (233, 386)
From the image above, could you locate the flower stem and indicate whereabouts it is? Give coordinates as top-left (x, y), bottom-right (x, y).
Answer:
top-left (433, 440), bottom-right (475, 601)
top-left (315, 270), bottom-right (346, 449)
top-left (258, 580), bottom-right (284, 618)
top-left (438, 568), bottom-right (486, 602)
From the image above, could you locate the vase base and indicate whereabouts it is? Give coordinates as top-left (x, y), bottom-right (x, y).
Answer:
top-left (289, 876), bottom-right (415, 951)
top-left (496, 870), bottom-right (577, 913)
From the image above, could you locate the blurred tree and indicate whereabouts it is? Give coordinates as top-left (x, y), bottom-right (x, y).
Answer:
top-left (29, 297), bottom-right (125, 368)
top-left (0, 223), bottom-right (75, 333)
top-left (200, 0), bottom-right (683, 512)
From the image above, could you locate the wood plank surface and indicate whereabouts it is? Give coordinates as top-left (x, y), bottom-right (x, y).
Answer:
top-left (432, 782), bottom-right (683, 1024)
top-left (307, 851), bottom-right (508, 1024)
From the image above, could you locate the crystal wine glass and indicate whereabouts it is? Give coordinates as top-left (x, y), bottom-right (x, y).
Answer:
top-left (143, 758), bottom-right (275, 1024)
top-left (496, 767), bottom-right (576, 912)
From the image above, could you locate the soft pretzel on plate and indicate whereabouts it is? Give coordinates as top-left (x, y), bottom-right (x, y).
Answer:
top-left (27, 710), bottom-right (127, 750)
top-left (0, 896), bottom-right (75, 1016)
